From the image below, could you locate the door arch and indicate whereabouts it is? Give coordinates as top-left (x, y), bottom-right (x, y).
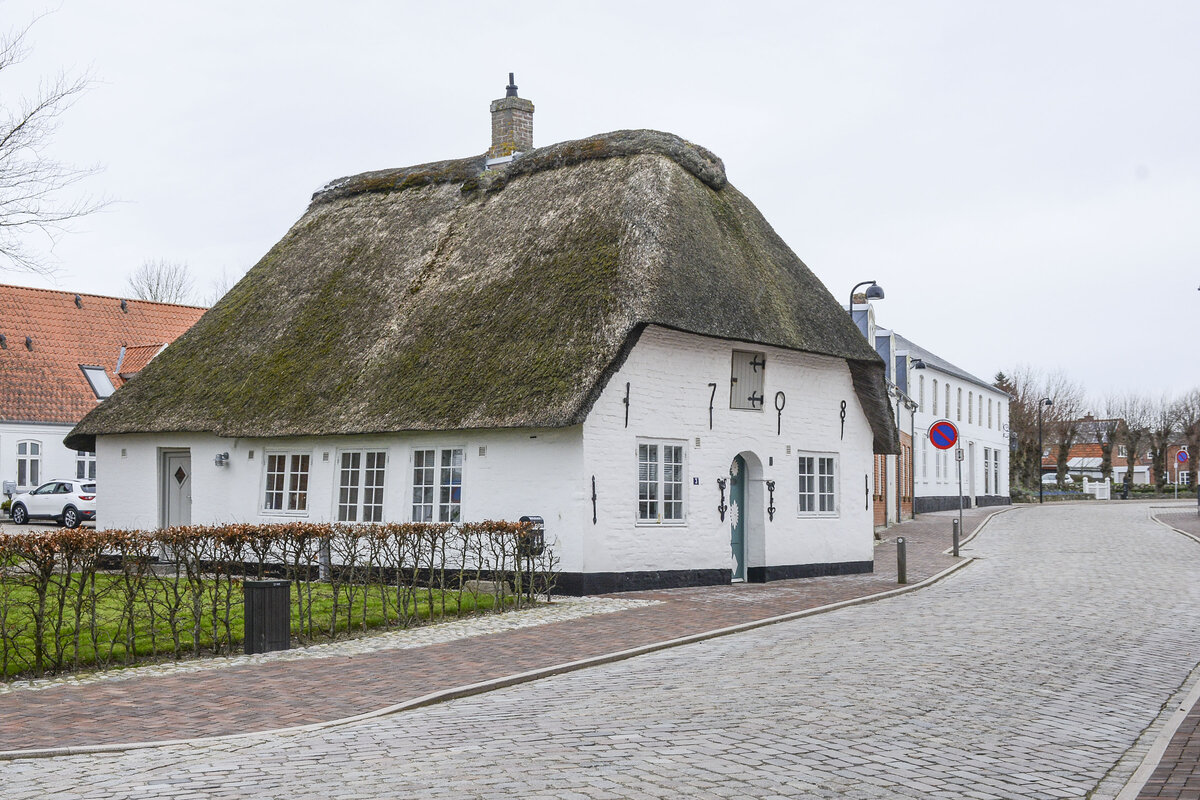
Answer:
top-left (728, 451), bottom-right (764, 583)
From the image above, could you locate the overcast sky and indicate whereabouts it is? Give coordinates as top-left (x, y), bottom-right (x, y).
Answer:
top-left (3, 1), bottom-right (1197, 405)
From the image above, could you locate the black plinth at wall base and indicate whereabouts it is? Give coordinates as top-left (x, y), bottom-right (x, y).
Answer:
top-left (746, 560), bottom-right (873, 584)
top-left (555, 569), bottom-right (728, 596)
top-left (554, 561), bottom-right (876, 595)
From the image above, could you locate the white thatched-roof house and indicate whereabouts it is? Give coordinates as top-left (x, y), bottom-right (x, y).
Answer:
top-left (69, 80), bottom-right (898, 593)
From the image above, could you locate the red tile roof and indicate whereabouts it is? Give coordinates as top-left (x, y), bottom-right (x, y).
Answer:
top-left (0, 285), bottom-right (205, 425)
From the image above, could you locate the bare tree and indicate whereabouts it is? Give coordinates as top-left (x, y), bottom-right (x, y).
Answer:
top-left (1147, 394), bottom-right (1176, 492)
top-left (1117, 394), bottom-right (1153, 494)
top-left (996, 365), bottom-right (1052, 490)
top-left (1091, 396), bottom-right (1123, 482)
top-left (202, 266), bottom-right (241, 307)
top-left (0, 13), bottom-right (103, 275)
top-left (126, 259), bottom-right (196, 304)
top-left (1044, 372), bottom-right (1085, 487)
top-left (1177, 389), bottom-right (1200, 490)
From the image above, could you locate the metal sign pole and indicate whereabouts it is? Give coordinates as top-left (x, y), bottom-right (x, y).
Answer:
top-left (956, 447), bottom-right (964, 538)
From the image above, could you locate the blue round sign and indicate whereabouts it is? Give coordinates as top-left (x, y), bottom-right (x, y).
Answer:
top-left (1178, 450), bottom-right (1190, 463)
top-left (929, 419), bottom-right (959, 450)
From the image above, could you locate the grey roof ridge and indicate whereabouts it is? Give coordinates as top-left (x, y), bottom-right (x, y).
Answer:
top-left (894, 333), bottom-right (1003, 395)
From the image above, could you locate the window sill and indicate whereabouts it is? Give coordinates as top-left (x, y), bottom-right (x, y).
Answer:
top-left (260, 509), bottom-right (310, 517)
top-left (797, 513), bottom-right (840, 520)
top-left (635, 520), bottom-right (688, 527)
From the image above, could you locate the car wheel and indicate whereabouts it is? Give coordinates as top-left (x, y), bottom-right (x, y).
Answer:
top-left (10, 504), bottom-right (27, 525)
top-left (62, 506), bottom-right (80, 529)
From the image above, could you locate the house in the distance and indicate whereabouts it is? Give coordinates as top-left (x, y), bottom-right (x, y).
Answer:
top-left (0, 285), bottom-right (205, 497)
top-left (68, 81), bottom-right (899, 593)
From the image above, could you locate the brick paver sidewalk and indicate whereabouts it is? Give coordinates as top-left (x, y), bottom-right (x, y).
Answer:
top-left (1138, 508), bottom-right (1200, 800)
top-left (0, 508), bottom-right (994, 754)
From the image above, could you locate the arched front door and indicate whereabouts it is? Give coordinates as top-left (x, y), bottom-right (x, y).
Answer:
top-left (729, 455), bottom-right (746, 581)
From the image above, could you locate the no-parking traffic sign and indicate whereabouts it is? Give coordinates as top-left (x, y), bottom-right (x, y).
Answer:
top-left (929, 419), bottom-right (959, 450)
top-left (1179, 450), bottom-right (1190, 463)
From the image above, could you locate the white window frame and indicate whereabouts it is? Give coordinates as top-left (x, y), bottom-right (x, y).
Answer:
top-left (411, 446), bottom-right (465, 523)
top-left (16, 440), bottom-right (41, 489)
top-left (957, 388), bottom-right (962, 422)
top-left (261, 451), bottom-right (312, 515)
top-left (75, 450), bottom-right (97, 481)
top-left (918, 375), bottom-right (925, 411)
top-left (798, 452), bottom-right (839, 517)
top-left (932, 379), bottom-right (938, 415)
top-left (984, 448), bottom-right (992, 494)
top-left (79, 365), bottom-right (116, 399)
top-left (335, 449), bottom-right (388, 522)
top-left (636, 439), bottom-right (687, 525)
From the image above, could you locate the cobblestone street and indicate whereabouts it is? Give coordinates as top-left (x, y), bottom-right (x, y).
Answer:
top-left (4, 503), bottom-right (1200, 799)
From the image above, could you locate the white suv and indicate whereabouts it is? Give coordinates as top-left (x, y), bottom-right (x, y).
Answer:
top-left (9, 479), bottom-right (97, 528)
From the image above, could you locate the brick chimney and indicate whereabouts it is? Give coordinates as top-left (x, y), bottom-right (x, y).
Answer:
top-left (487, 73), bottom-right (534, 160)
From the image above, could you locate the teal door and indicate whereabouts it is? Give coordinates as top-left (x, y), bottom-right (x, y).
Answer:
top-left (730, 455), bottom-right (746, 581)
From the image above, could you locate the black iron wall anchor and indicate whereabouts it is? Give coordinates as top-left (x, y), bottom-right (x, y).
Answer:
top-left (623, 382), bottom-right (630, 428)
top-left (766, 480), bottom-right (776, 521)
top-left (748, 391), bottom-right (764, 409)
top-left (717, 477), bottom-right (728, 521)
top-left (840, 400), bottom-right (848, 439)
top-left (707, 382), bottom-right (717, 429)
top-left (774, 391), bottom-right (786, 435)
top-left (591, 475), bottom-right (597, 525)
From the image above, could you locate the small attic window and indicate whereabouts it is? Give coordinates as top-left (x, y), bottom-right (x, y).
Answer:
top-left (730, 350), bottom-right (766, 410)
top-left (80, 365), bottom-right (116, 399)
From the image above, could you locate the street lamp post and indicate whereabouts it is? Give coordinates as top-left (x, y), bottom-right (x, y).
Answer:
top-left (848, 281), bottom-right (885, 317)
top-left (1038, 397), bottom-right (1053, 504)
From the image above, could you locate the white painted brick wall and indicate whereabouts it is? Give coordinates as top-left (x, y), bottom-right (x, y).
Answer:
top-left (581, 326), bottom-right (875, 574)
top-left (96, 325), bottom-right (879, 578)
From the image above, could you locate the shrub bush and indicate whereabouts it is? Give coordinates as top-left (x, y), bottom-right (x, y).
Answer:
top-left (0, 519), bottom-right (556, 679)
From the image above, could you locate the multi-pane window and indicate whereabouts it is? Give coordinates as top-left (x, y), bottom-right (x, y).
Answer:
top-left (264, 453), bottom-right (311, 512)
top-left (967, 391), bottom-right (973, 424)
top-left (956, 388), bottom-right (962, 421)
top-left (921, 438), bottom-right (928, 479)
top-left (919, 375), bottom-right (925, 411)
top-left (988, 399), bottom-right (994, 428)
top-left (337, 450), bottom-right (386, 522)
top-left (932, 380), bottom-right (938, 414)
top-left (798, 454), bottom-right (837, 515)
top-left (984, 448), bottom-right (992, 494)
top-left (75, 450), bottom-right (97, 481)
top-left (637, 442), bottom-right (685, 522)
top-left (16, 441), bottom-right (40, 488)
top-left (993, 450), bottom-right (1001, 493)
top-left (412, 448), bottom-right (463, 522)
top-left (945, 385), bottom-right (951, 417)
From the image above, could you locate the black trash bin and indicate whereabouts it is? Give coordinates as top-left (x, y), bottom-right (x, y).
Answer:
top-left (244, 579), bottom-right (291, 655)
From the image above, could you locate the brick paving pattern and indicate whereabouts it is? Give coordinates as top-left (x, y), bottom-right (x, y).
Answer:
top-left (0, 508), bottom-right (982, 752)
top-left (4, 503), bottom-right (1200, 799)
top-left (1137, 506), bottom-right (1200, 800)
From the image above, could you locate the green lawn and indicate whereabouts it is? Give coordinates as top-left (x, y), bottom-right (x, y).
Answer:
top-left (0, 572), bottom-right (508, 679)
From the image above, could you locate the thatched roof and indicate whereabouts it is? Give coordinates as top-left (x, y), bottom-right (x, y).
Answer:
top-left (67, 130), bottom-right (898, 453)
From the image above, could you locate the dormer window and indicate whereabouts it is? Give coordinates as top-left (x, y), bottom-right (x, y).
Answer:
top-left (730, 350), bottom-right (766, 410)
top-left (80, 365), bottom-right (116, 399)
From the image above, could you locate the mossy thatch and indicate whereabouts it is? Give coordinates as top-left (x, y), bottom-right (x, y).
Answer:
top-left (66, 130), bottom-right (898, 453)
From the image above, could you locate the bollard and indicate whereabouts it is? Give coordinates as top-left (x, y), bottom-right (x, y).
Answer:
top-left (896, 537), bottom-right (907, 585)
top-left (952, 518), bottom-right (960, 557)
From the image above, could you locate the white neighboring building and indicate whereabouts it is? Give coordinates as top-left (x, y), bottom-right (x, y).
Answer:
top-left (69, 89), bottom-right (900, 593)
top-left (894, 334), bottom-right (1011, 511)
